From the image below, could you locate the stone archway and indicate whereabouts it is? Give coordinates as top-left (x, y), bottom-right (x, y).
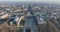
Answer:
top-left (17, 16), bottom-right (24, 27)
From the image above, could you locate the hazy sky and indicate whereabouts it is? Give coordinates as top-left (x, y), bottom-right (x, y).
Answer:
top-left (0, 0), bottom-right (59, 3)
top-left (0, 0), bottom-right (59, 1)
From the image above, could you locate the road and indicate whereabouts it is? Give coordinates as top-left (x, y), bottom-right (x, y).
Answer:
top-left (24, 16), bottom-right (39, 32)
top-left (4, 12), bottom-right (26, 15)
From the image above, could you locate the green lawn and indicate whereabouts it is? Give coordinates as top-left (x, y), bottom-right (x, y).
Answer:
top-left (20, 19), bottom-right (25, 26)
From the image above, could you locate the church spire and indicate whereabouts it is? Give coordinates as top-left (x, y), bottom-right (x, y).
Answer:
top-left (27, 4), bottom-right (32, 11)
top-left (27, 4), bottom-right (34, 15)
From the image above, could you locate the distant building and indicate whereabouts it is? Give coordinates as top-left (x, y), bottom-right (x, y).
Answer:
top-left (0, 14), bottom-right (9, 19)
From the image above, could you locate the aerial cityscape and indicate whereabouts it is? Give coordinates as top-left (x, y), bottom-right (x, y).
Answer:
top-left (0, 0), bottom-right (60, 32)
